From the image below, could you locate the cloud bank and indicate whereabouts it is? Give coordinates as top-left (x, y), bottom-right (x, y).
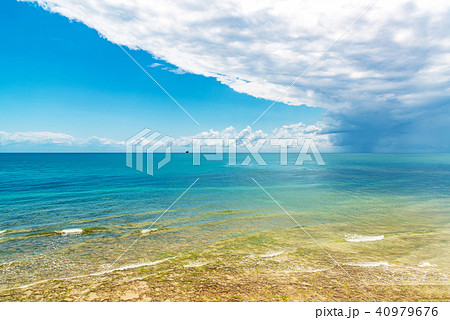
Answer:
top-left (22, 0), bottom-right (450, 151)
top-left (174, 122), bottom-right (336, 151)
top-left (0, 123), bottom-right (337, 152)
top-left (0, 131), bottom-right (125, 152)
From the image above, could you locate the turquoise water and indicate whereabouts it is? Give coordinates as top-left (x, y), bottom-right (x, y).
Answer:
top-left (0, 153), bottom-right (449, 289)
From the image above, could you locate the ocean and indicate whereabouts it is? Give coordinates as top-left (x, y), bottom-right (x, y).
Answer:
top-left (1, 153), bottom-right (449, 290)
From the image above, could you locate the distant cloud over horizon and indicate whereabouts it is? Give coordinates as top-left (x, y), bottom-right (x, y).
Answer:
top-left (19, 0), bottom-right (450, 152)
top-left (0, 122), bottom-right (339, 152)
top-left (0, 130), bottom-right (125, 152)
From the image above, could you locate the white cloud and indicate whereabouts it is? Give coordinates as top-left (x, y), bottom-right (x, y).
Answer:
top-left (22, 0), bottom-right (450, 111)
top-left (86, 136), bottom-right (124, 146)
top-left (0, 123), bottom-right (339, 152)
top-left (172, 122), bottom-right (338, 152)
top-left (168, 67), bottom-right (187, 74)
top-left (173, 126), bottom-right (268, 147)
top-left (0, 131), bottom-right (124, 150)
top-left (148, 62), bottom-right (162, 68)
top-left (272, 122), bottom-right (335, 151)
top-left (0, 131), bottom-right (76, 145)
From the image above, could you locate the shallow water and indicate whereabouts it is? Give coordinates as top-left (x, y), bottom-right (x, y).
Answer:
top-left (0, 153), bottom-right (449, 289)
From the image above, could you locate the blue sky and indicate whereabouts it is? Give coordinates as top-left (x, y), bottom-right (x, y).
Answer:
top-left (1, 0), bottom-right (449, 152)
top-left (0, 0), bottom-right (324, 149)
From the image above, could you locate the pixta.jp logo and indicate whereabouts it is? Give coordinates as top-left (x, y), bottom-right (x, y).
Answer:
top-left (126, 128), bottom-right (325, 176)
top-left (126, 128), bottom-right (172, 176)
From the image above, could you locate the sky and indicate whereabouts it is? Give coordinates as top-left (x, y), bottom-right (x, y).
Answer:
top-left (0, 0), bottom-right (449, 152)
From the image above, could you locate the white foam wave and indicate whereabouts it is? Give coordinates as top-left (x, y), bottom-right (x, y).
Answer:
top-left (17, 279), bottom-right (49, 289)
top-left (58, 228), bottom-right (83, 235)
top-left (260, 250), bottom-right (285, 258)
top-left (347, 261), bottom-right (390, 267)
top-left (345, 234), bottom-right (384, 242)
top-left (289, 264), bottom-right (337, 273)
top-left (3, 257), bottom-right (177, 291)
top-left (249, 250), bottom-right (285, 258)
top-left (106, 257), bottom-right (175, 273)
top-left (141, 228), bottom-right (158, 234)
top-left (0, 230), bottom-right (7, 235)
top-left (418, 262), bottom-right (437, 267)
top-left (184, 261), bottom-right (208, 268)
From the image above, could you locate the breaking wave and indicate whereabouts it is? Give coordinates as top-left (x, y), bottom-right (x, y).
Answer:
top-left (141, 228), bottom-right (158, 234)
top-left (58, 228), bottom-right (83, 235)
top-left (346, 261), bottom-right (390, 267)
top-left (345, 234), bottom-right (384, 242)
top-left (418, 262), bottom-right (437, 267)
